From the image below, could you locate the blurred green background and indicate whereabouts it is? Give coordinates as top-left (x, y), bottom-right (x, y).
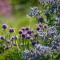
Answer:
top-left (11, 0), bottom-right (38, 14)
top-left (0, 0), bottom-right (43, 33)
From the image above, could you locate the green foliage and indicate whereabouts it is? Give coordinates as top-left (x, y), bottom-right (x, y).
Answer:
top-left (0, 47), bottom-right (23, 60)
top-left (30, 0), bottom-right (38, 6)
top-left (19, 0), bottom-right (29, 4)
top-left (11, 0), bottom-right (38, 5)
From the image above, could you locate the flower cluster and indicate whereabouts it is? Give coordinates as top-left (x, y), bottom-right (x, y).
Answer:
top-left (23, 44), bottom-right (52, 60)
top-left (29, 7), bottom-right (40, 17)
top-left (23, 33), bottom-right (60, 60)
top-left (0, 0), bottom-right (60, 60)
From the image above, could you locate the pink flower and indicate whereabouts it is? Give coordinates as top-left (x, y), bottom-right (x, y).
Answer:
top-left (0, 2), bottom-right (4, 7)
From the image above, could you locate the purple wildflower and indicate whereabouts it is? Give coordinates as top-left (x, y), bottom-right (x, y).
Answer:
top-left (2, 24), bottom-right (8, 29)
top-left (4, 46), bottom-right (9, 50)
top-left (10, 36), bottom-right (15, 41)
top-left (0, 36), bottom-right (5, 40)
top-left (44, 25), bottom-right (48, 29)
top-left (27, 30), bottom-right (32, 34)
top-left (25, 27), bottom-right (30, 31)
top-left (7, 40), bottom-right (10, 44)
top-left (19, 30), bottom-right (23, 34)
top-left (21, 33), bottom-right (26, 38)
top-left (32, 41), bottom-right (36, 46)
top-left (34, 33), bottom-right (38, 38)
top-left (39, 24), bottom-right (42, 27)
top-left (38, 16), bottom-right (44, 23)
top-left (13, 43), bottom-right (17, 46)
top-left (36, 26), bottom-right (40, 31)
top-left (9, 28), bottom-right (14, 33)
top-left (26, 34), bottom-right (30, 39)
top-left (21, 27), bottom-right (25, 31)
top-left (31, 30), bottom-right (34, 33)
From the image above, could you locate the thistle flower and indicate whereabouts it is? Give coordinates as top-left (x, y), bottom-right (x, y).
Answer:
top-left (19, 30), bottom-right (23, 34)
top-left (31, 30), bottom-right (34, 33)
top-left (0, 36), bottom-right (5, 40)
top-left (2, 24), bottom-right (8, 29)
top-left (9, 28), bottom-right (14, 33)
top-left (44, 25), bottom-right (48, 29)
top-left (21, 33), bottom-right (26, 38)
top-left (21, 27), bottom-right (25, 31)
top-left (13, 43), bottom-right (17, 46)
top-left (36, 26), bottom-right (40, 31)
top-left (26, 34), bottom-right (30, 39)
top-left (39, 24), bottom-right (42, 27)
top-left (38, 16), bottom-right (44, 23)
top-left (27, 30), bottom-right (32, 34)
top-left (10, 36), bottom-right (15, 41)
top-left (32, 41), bottom-right (36, 46)
top-left (25, 27), bottom-right (30, 31)
top-left (4, 46), bottom-right (9, 50)
top-left (34, 33), bottom-right (38, 38)
top-left (7, 40), bottom-right (10, 44)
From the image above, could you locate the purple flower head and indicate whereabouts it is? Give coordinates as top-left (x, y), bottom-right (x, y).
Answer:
top-left (7, 40), bottom-right (10, 44)
top-left (25, 27), bottom-right (30, 31)
top-left (27, 30), bottom-right (32, 34)
top-left (2, 24), bottom-right (8, 29)
top-left (21, 27), bottom-right (25, 31)
top-left (34, 33), bottom-right (38, 38)
top-left (32, 41), bottom-right (36, 46)
top-left (10, 36), bottom-right (15, 41)
top-left (13, 43), bottom-right (17, 46)
top-left (14, 36), bottom-right (18, 39)
top-left (21, 33), bottom-right (26, 38)
top-left (26, 34), bottom-right (30, 39)
top-left (31, 30), bottom-right (34, 33)
top-left (9, 28), bottom-right (14, 33)
top-left (39, 24), bottom-right (42, 27)
top-left (0, 36), bottom-right (5, 40)
top-left (36, 26), bottom-right (40, 31)
top-left (38, 16), bottom-right (44, 23)
top-left (44, 25), bottom-right (48, 29)
top-left (19, 30), bottom-right (23, 34)
top-left (4, 46), bottom-right (9, 50)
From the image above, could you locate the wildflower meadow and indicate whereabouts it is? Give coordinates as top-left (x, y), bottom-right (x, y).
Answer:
top-left (0, 0), bottom-right (60, 60)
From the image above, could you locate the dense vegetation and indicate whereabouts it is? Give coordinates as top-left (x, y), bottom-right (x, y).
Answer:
top-left (0, 0), bottom-right (60, 60)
